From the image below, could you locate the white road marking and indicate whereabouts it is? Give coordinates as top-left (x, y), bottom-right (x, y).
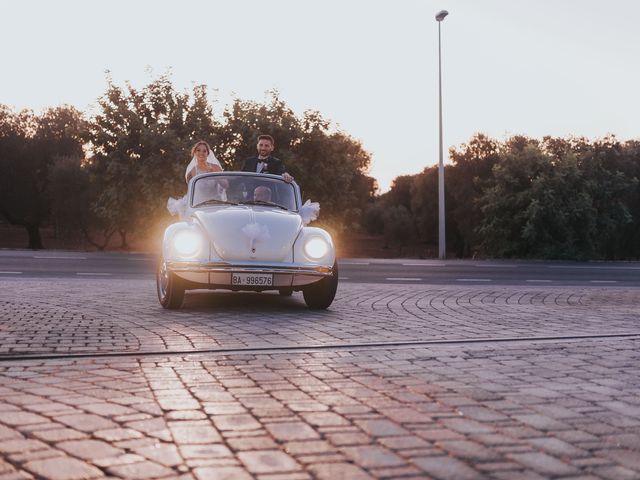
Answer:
top-left (0, 271), bottom-right (22, 274)
top-left (548, 265), bottom-right (640, 270)
top-left (76, 273), bottom-right (112, 276)
top-left (526, 279), bottom-right (552, 283)
top-left (590, 280), bottom-right (617, 283)
top-left (34, 256), bottom-right (87, 259)
top-left (339, 277), bottom-right (350, 280)
top-left (386, 277), bottom-right (422, 281)
top-left (475, 264), bottom-right (518, 268)
top-left (127, 258), bottom-right (150, 261)
top-left (341, 262), bottom-right (370, 265)
top-left (456, 278), bottom-right (492, 282)
top-left (403, 263), bottom-right (445, 266)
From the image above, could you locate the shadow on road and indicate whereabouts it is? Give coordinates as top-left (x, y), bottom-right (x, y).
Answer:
top-left (179, 290), bottom-right (314, 313)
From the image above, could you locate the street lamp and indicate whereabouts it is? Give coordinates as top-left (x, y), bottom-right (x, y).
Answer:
top-left (435, 9), bottom-right (448, 260)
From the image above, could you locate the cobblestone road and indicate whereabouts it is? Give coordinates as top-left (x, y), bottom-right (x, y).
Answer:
top-left (0, 278), bottom-right (639, 479)
top-left (1, 279), bottom-right (638, 355)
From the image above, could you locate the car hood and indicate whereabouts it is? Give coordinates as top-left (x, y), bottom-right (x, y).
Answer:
top-left (193, 206), bottom-right (302, 262)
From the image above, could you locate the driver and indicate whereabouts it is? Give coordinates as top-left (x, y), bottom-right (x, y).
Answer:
top-left (253, 186), bottom-right (272, 203)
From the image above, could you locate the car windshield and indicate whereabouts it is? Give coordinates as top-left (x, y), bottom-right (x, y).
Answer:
top-left (192, 174), bottom-right (298, 211)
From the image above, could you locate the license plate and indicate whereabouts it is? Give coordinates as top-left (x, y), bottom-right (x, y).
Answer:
top-left (231, 273), bottom-right (273, 286)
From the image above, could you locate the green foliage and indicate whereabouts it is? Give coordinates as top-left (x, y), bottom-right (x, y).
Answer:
top-left (447, 134), bottom-right (500, 256)
top-left (410, 166), bottom-right (439, 245)
top-left (48, 156), bottom-right (94, 238)
top-left (0, 105), bottom-right (86, 248)
top-left (363, 174), bottom-right (422, 247)
top-left (85, 79), bottom-right (376, 239)
top-left (478, 144), bottom-right (592, 258)
top-left (292, 127), bottom-right (376, 228)
top-left (216, 91), bottom-right (302, 169)
top-left (216, 92), bottom-right (377, 229)
top-left (48, 155), bottom-right (119, 249)
top-left (367, 133), bottom-right (640, 259)
top-left (476, 138), bottom-right (637, 259)
top-left (363, 202), bottom-right (385, 235)
top-left (4, 72), bottom-right (639, 259)
top-left (86, 74), bottom-right (219, 237)
top-left (576, 137), bottom-right (638, 258)
top-left (382, 205), bottom-right (416, 249)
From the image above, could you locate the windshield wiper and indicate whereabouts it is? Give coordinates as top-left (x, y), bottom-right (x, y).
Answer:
top-left (193, 199), bottom-right (238, 208)
top-left (241, 200), bottom-right (289, 210)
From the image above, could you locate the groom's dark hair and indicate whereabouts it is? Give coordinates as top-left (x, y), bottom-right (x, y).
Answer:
top-left (257, 134), bottom-right (274, 145)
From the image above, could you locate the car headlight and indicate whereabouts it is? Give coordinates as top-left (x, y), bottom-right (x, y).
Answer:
top-left (304, 236), bottom-right (329, 259)
top-left (173, 229), bottom-right (204, 257)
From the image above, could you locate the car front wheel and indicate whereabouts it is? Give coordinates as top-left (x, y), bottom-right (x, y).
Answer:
top-left (303, 261), bottom-right (338, 309)
top-left (157, 258), bottom-right (185, 309)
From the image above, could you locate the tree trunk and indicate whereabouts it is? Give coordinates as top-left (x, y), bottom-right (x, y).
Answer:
top-left (26, 224), bottom-right (43, 250)
top-left (119, 230), bottom-right (129, 250)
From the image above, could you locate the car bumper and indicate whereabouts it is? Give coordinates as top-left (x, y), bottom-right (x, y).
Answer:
top-left (166, 260), bottom-right (334, 289)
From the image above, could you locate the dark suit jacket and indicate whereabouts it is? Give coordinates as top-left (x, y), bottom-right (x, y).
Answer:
top-left (241, 156), bottom-right (286, 175)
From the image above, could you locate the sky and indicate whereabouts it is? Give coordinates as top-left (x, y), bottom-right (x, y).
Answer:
top-left (1, 0), bottom-right (639, 192)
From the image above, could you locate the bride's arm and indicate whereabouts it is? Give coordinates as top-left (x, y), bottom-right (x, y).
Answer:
top-left (185, 166), bottom-right (195, 183)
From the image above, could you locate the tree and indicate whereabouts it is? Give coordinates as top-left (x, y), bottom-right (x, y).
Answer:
top-left (410, 166), bottom-right (440, 246)
top-left (0, 105), bottom-right (85, 248)
top-left (48, 156), bottom-right (118, 249)
top-left (448, 133), bottom-right (500, 256)
top-left (86, 74), bottom-right (219, 245)
top-left (363, 175), bottom-right (417, 247)
top-left (216, 91), bottom-right (302, 170)
top-left (86, 79), bottom-right (376, 244)
top-left (362, 132), bottom-right (639, 260)
top-left (576, 136), bottom-right (637, 259)
top-left (292, 125), bottom-right (376, 228)
top-left (619, 140), bottom-right (640, 257)
top-left (215, 92), bottom-right (377, 229)
top-left (475, 140), bottom-right (634, 259)
top-left (381, 205), bottom-right (416, 252)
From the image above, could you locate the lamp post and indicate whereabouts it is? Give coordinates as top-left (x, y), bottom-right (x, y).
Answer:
top-left (435, 9), bottom-right (448, 260)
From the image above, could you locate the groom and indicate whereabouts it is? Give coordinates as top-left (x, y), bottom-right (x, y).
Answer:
top-left (241, 134), bottom-right (293, 183)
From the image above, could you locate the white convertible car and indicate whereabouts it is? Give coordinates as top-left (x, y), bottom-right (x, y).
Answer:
top-left (157, 172), bottom-right (338, 309)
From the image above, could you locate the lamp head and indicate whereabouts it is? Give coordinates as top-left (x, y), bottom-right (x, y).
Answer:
top-left (435, 10), bottom-right (449, 22)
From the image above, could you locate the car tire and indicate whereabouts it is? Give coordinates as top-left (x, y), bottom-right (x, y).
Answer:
top-left (157, 258), bottom-right (185, 309)
top-left (303, 261), bottom-right (338, 309)
top-left (279, 288), bottom-right (293, 296)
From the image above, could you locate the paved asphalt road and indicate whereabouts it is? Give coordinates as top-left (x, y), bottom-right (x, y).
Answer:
top-left (1, 249), bottom-right (639, 286)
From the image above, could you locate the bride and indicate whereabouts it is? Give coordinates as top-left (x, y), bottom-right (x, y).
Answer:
top-left (167, 140), bottom-right (223, 216)
top-left (185, 140), bottom-right (222, 181)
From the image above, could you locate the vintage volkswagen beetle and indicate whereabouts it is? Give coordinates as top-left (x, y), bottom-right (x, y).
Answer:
top-left (157, 172), bottom-right (338, 309)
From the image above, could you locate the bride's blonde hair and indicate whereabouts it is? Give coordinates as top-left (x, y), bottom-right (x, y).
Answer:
top-left (191, 140), bottom-right (211, 157)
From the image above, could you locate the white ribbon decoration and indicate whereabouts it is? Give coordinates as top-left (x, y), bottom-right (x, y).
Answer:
top-left (299, 200), bottom-right (320, 225)
top-left (166, 196), bottom-right (187, 217)
top-left (241, 222), bottom-right (271, 252)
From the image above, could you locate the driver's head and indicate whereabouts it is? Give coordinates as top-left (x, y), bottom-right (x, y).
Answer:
top-left (253, 186), bottom-right (272, 203)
